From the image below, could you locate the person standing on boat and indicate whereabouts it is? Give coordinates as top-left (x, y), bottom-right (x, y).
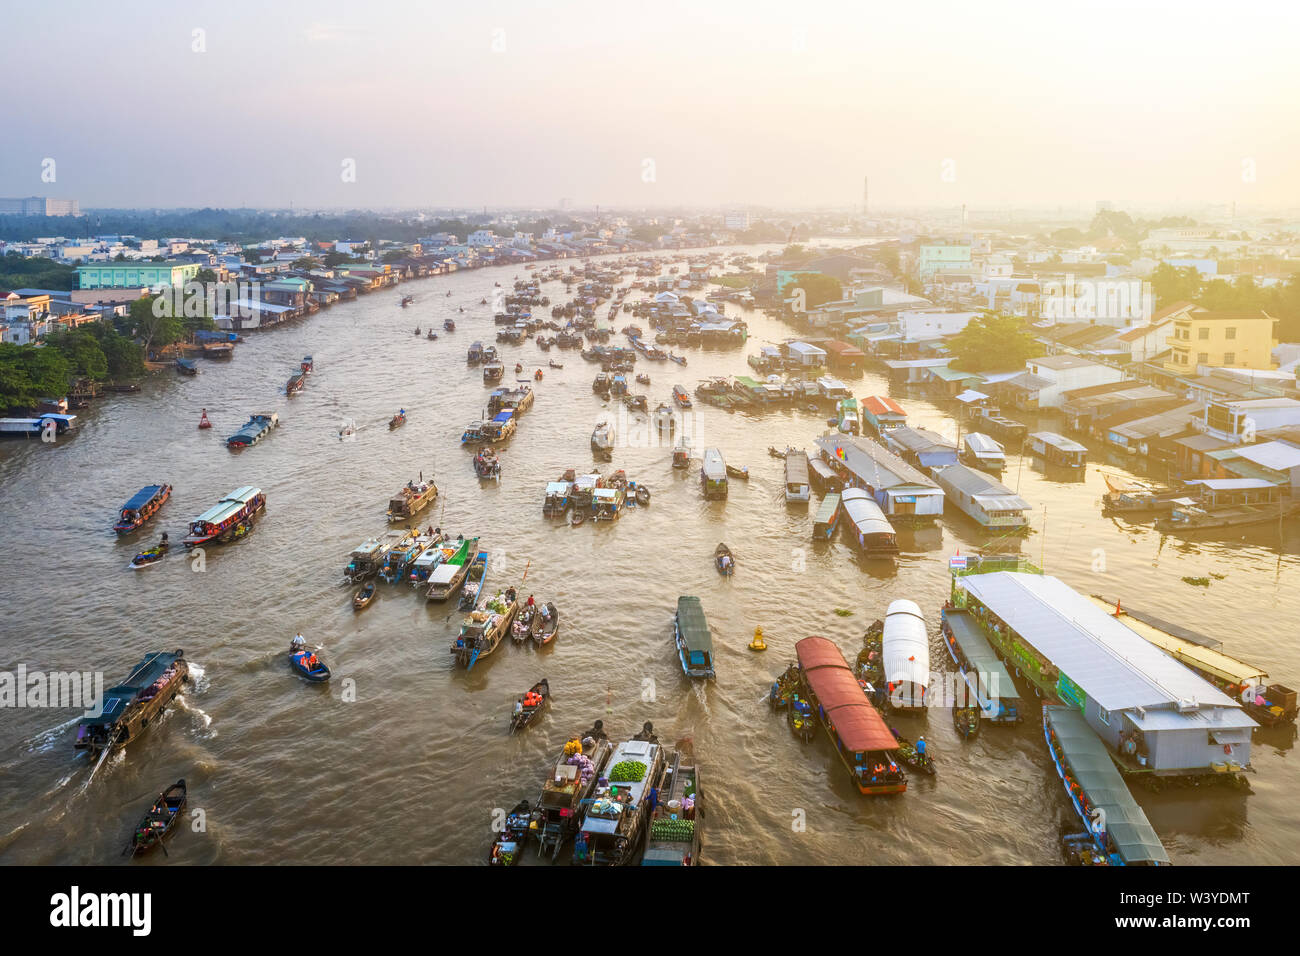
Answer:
top-left (582, 719), bottom-right (607, 741)
top-left (526, 594), bottom-right (535, 609)
top-left (291, 633), bottom-right (305, 652)
top-left (916, 736), bottom-right (927, 758)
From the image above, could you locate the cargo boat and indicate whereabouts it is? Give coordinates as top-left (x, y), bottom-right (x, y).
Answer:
top-left (672, 384), bottom-right (692, 409)
top-left (794, 636), bottom-right (906, 794)
top-left (573, 735), bottom-right (667, 865)
top-left (784, 448), bottom-right (811, 503)
top-left (882, 600), bottom-right (930, 711)
top-left (0, 412), bottom-right (77, 438)
top-left (674, 595), bottom-right (715, 679)
top-left (543, 480), bottom-right (572, 517)
top-left (591, 421), bottom-right (614, 461)
top-left (286, 371), bottom-right (306, 395)
top-left (700, 448), bottom-right (727, 500)
top-left (182, 486), bottom-right (265, 546)
top-left (376, 529), bottom-right (423, 583)
top-left (813, 493), bottom-right (841, 540)
top-left (839, 488), bottom-right (898, 555)
top-left (386, 478), bottom-right (438, 522)
top-left (113, 484), bottom-right (171, 534)
top-left (426, 542), bottom-right (476, 601)
top-left (225, 413), bottom-right (278, 448)
top-left (641, 740), bottom-right (702, 866)
top-left (451, 588), bottom-right (518, 669)
top-left (1044, 705), bottom-right (1169, 866)
top-left (407, 535), bottom-right (474, 587)
top-left (534, 734), bottom-right (615, 861)
top-left (74, 650), bottom-right (188, 756)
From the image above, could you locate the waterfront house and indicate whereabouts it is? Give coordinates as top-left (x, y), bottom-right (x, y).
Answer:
top-left (951, 570), bottom-right (1255, 776)
top-left (814, 435), bottom-right (944, 523)
top-left (1022, 355), bottom-right (1125, 409)
top-left (1165, 306), bottom-right (1279, 373)
top-left (881, 426), bottom-right (959, 473)
top-left (934, 463), bottom-right (1030, 529)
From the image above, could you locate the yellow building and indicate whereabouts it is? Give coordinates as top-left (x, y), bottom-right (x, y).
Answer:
top-left (1165, 306), bottom-right (1277, 373)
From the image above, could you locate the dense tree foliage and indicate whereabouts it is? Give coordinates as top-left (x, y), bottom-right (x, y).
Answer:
top-left (0, 253), bottom-right (78, 291)
top-left (948, 311), bottom-right (1044, 372)
top-left (785, 273), bottom-right (843, 310)
top-left (0, 343), bottom-right (71, 410)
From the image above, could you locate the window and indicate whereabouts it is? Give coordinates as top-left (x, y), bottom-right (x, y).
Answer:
top-left (1224, 352), bottom-right (1235, 365)
top-left (1198, 327), bottom-right (1210, 340)
top-left (1098, 707), bottom-right (1111, 725)
top-left (1198, 353), bottom-right (1208, 364)
top-left (1226, 327), bottom-right (1236, 340)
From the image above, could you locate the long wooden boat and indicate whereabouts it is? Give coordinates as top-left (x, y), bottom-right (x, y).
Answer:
top-left (457, 551), bottom-right (491, 610)
top-left (1155, 497), bottom-right (1299, 533)
top-left (794, 636), bottom-right (905, 794)
top-left (882, 600), bottom-right (930, 711)
top-left (573, 735), bottom-right (667, 865)
top-left (286, 371), bottom-right (306, 395)
top-left (641, 739), bottom-right (702, 866)
top-left (386, 478), bottom-right (437, 522)
top-left (813, 493), bottom-right (841, 540)
top-left (128, 539), bottom-right (170, 570)
top-left (674, 595), bottom-right (715, 679)
top-left (714, 543), bottom-right (734, 576)
top-left (174, 358), bottom-right (199, 376)
top-left (451, 589), bottom-right (519, 669)
top-left (75, 650), bottom-right (188, 756)
top-left (114, 484), bottom-right (172, 534)
top-left (182, 486), bottom-right (265, 546)
top-left (591, 421), bottom-right (615, 461)
top-left (535, 734), bottom-right (615, 861)
top-left (510, 679), bottom-right (551, 734)
top-left (353, 581), bottom-right (376, 610)
top-left (939, 608), bottom-right (1023, 725)
top-left (377, 529), bottom-right (422, 583)
top-left (840, 488), bottom-right (898, 555)
top-left (672, 384), bottom-right (692, 408)
top-left (127, 779), bottom-right (187, 857)
top-left (225, 413), bottom-right (278, 448)
top-left (533, 602), bottom-right (559, 645)
top-left (512, 603), bottom-right (535, 643)
top-left (388, 411), bottom-right (407, 430)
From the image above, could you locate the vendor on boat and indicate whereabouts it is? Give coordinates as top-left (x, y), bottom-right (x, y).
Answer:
top-left (582, 719), bottom-right (607, 741)
top-left (916, 736), bottom-right (927, 757)
top-left (633, 721), bottom-right (659, 744)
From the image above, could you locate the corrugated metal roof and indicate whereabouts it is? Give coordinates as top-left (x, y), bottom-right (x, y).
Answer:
top-left (1030, 431), bottom-right (1088, 453)
top-left (935, 464), bottom-right (1030, 511)
top-left (814, 436), bottom-right (940, 492)
top-left (1232, 440), bottom-right (1300, 472)
top-left (958, 572), bottom-right (1238, 713)
top-left (962, 432), bottom-right (1004, 456)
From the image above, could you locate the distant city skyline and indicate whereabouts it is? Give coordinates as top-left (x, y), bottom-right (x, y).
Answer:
top-left (4, 0), bottom-right (1299, 210)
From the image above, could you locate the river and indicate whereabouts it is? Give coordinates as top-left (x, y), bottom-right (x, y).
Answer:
top-left (1, 245), bottom-right (1297, 865)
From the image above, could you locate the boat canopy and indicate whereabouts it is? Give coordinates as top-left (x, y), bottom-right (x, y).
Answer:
top-left (785, 451), bottom-right (810, 486)
top-left (1030, 431), bottom-right (1087, 453)
top-left (429, 563), bottom-right (462, 585)
top-left (945, 610), bottom-right (1019, 703)
top-left (122, 485), bottom-right (167, 512)
top-left (545, 481), bottom-right (571, 496)
top-left (1045, 706), bottom-right (1170, 865)
top-left (840, 488), bottom-right (893, 537)
top-left (795, 636), bottom-right (896, 752)
top-left (701, 449), bottom-right (726, 480)
top-left (676, 596), bottom-right (713, 661)
top-left (963, 432), bottom-right (1004, 457)
top-left (883, 600), bottom-right (930, 690)
top-left (492, 410), bottom-right (514, 423)
top-left (814, 493), bottom-right (840, 529)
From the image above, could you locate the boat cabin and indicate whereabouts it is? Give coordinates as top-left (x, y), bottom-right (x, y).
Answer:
top-left (784, 450), bottom-right (811, 502)
top-left (961, 432), bottom-right (1006, 472)
top-left (839, 488), bottom-right (898, 555)
top-left (883, 600), bottom-right (930, 710)
top-left (675, 595), bottom-right (715, 679)
top-left (813, 493), bottom-right (841, 540)
top-left (1028, 431), bottom-right (1087, 469)
top-left (700, 448), bottom-right (728, 499)
top-left (543, 481), bottom-right (572, 516)
top-left (592, 486), bottom-right (624, 521)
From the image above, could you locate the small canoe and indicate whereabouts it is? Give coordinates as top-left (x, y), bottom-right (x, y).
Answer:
top-left (487, 799), bottom-right (533, 865)
top-left (128, 541), bottom-right (169, 570)
top-left (353, 582), bottom-right (376, 610)
top-left (715, 543), bottom-right (734, 576)
top-left (954, 705), bottom-right (981, 741)
top-left (512, 604), bottom-right (536, 643)
top-left (290, 648), bottom-right (331, 682)
top-left (549, 360), bottom-right (563, 369)
top-left (892, 731), bottom-right (935, 775)
top-left (571, 510), bottom-right (586, 527)
top-left (725, 464), bottom-right (749, 480)
top-left (509, 679), bottom-right (551, 734)
top-left (389, 413), bottom-right (407, 430)
top-left (533, 603), bottom-right (559, 645)
top-left (635, 485), bottom-right (650, 507)
top-left (127, 779), bottom-right (187, 857)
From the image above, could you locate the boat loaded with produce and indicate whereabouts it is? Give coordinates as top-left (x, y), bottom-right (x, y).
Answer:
top-left (641, 739), bottom-right (702, 866)
top-left (534, 732), bottom-right (615, 861)
top-left (573, 731), bottom-right (667, 866)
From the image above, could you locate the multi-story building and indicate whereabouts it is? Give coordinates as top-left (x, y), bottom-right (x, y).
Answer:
top-left (75, 262), bottom-right (201, 290)
top-left (918, 242), bottom-right (972, 280)
top-left (1165, 306), bottom-right (1278, 373)
top-left (0, 197), bottom-right (80, 216)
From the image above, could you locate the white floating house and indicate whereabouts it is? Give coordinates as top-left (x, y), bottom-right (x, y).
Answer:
top-left (815, 435), bottom-right (944, 524)
top-left (839, 488), bottom-right (898, 555)
top-left (934, 463), bottom-right (1031, 530)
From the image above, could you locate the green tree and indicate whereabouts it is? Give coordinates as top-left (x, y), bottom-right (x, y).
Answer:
top-left (125, 294), bottom-right (184, 356)
top-left (195, 268), bottom-right (218, 284)
top-left (0, 342), bottom-right (71, 410)
top-left (948, 311), bottom-right (1043, 372)
top-left (786, 273), bottom-right (842, 310)
top-left (46, 328), bottom-right (108, 380)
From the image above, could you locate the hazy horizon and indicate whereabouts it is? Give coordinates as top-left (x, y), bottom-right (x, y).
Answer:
top-left (5, 0), bottom-right (1299, 210)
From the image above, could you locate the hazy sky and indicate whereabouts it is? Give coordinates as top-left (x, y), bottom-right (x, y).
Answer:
top-left (4, 0), bottom-right (1298, 210)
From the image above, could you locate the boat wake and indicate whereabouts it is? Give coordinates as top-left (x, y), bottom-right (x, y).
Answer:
top-left (176, 695), bottom-right (217, 739)
top-left (187, 661), bottom-right (210, 694)
top-left (20, 715), bottom-right (80, 754)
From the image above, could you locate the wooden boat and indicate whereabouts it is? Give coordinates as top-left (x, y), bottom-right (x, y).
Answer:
top-left (427, 330), bottom-right (437, 340)
top-left (641, 739), bottom-right (702, 866)
top-left (401, 295), bottom-right (414, 307)
top-left (674, 596), bottom-right (716, 679)
top-left (387, 478), bottom-right (437, 522)
top-left (954, 705), bottom-right (981, 740)
top-left (444, 318), bottom-right (455, 331)
top-left (457, 551), bottom-right (492, 610)
top-left (301, 356), bottom-right (313, 374)
top-left (512, 603), bottom-right (535, 643)
top-left (549, 360), bottom-right (563, 369)
top-left (483, 361), bottom-right (505, 384)
top-left (487, 799), bottom-right (533, 865)
top-left (468, 342), bottom-right (484, 365)
top-left (74, 650), bottom-right (188, 756)
top-left (668, 353), bottom-right (687, 366)
top-left (474, 446), bottom-right (502, 480)
top-left (890, 730), bottom-right (935, 775)
top-left (636, 373), bottom-right (650, 385)
top-left (451, 588), bottom-right (519, 669)
top-left (591, 421), bottom-right (614, 461)
top-left (633, 485), bottom-right (650, 507)
top-left (127, 779), bottom-right (187, 857)
top-left (226, 412), bottom-right (278, 448)
top-left (388, 410), bottom-right (407, 430)
top-left (533, 602), bottom-right (559, 645)
top-left (535, 734), bottom-right (615, 861)
top-left (672, 384), bottom-right (692, 408)
top-left (725, 464), bottom-right (748, 480)
top-left (653, 403), bottom-right (675, 433)
top-left (353, 582), bottom-right (376, 610)
top-left (510, 679), bottom-right (551, 734)
top-left (672, 442), bottom-right (690, 469)
top-left (114, 484), bottom-right (171, 534)
top-left (183, 487), bottom-right (265, 546)
top-left (714, 543), bottom-right (734, 576)
top-left (128, 538), bottom-right (170, 570)
top-left (287, 371), bottom-right (306, 395)
top-left (289, 644), bottom-right (330, 682)
top-left (175, 358), bottom-right (199, 376)
top-left (573, 735), bottom-right (667, 865)
top-left (534, 368), bottom-right (544, 381)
